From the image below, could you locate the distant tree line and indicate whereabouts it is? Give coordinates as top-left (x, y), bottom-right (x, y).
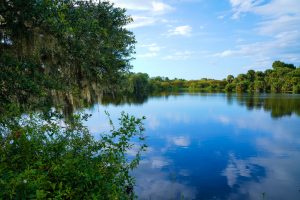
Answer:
top-left (120, 61), bottom-right (300, 95)
top-left (225, 61), bottom-right (300, 93)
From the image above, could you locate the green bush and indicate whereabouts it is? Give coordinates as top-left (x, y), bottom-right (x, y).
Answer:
top-left (0, 112), bottom-right (146, 199)
top-left (236, 81), bottom-right (249, 93)
top-left (225, 83), bottom-right (236, 92)
top-left (293, 84), bottom-right (300, 94)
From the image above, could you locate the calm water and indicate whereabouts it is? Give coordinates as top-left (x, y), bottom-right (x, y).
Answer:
top-left (84, 93), bottom-right (300, 200)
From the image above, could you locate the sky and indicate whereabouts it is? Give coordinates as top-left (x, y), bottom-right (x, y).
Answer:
top-left (110, 0), bottom-right (300, 80)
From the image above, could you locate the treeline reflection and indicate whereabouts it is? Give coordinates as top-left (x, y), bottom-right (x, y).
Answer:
top-left (227, 93), bottom-right (300, 118)
top-left (4, 89), bottom-right (299, 120)
top-left (52, 89), bottom-right (300, 119)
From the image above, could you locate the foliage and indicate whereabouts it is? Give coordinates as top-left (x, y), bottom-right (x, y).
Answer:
top-left (0, 112), bottom-right (146, 199)
top-left (147, 77), bottom-right (227, 93)
top-left (0, 0), bottom-right (135, 104)
top-left (119, 61), bottom-right (300, 94)
top-left (0, 54), bottom-right (55, 105)
top-left (123, 73), bottom-right (150, 96)
top-left (272, 60), bottom-right (296, 70)
top-left (0, 1), bottom-right (148, 199)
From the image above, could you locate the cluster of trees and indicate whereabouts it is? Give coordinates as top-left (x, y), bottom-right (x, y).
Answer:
top-left (149, 77), bottom-right (227, 92)
top-left (121, 61), bottom-right (300, 95)
top-left (225, 61), bottom-right (300, 93)
top-left (120, 73), bottom-right (227, 95)
top-left (1, 0), bottom-right (146, 199)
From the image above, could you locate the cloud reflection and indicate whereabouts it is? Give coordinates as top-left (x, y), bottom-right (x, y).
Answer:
top-left (147, 115), bottom-right (160, 130)
top-left (133, 161), bottom-right (196, 200)
top-left (222, 153), bottom-right (251, 188)
top-left (224, 152), bottom-right (300, 200)
top-left (171, 136), bottom-right (191, 147)
top-left (165, 112), bottom-right (191, 124)
top-left (150, 157), bottom-right (170, 169)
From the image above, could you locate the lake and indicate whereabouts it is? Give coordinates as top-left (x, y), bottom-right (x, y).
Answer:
top-left (84, 93), bottom-right (300, 200)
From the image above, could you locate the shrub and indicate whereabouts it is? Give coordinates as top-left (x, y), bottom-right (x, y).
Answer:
top-left (0, 112), bottom-right (146, 199)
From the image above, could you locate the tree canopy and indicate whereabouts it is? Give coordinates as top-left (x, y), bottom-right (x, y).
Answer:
top-left (1, 0), bottom-right (136, 105)
top-left (117, 61), bottom-right (300, 95)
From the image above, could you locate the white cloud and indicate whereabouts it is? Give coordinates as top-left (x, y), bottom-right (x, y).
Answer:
top-left (229, 0), bottom-right (300, 35)
top-left (236, 38), bottom-right (245, 43)
top-left (214, 50), bottom-right (234, 57)
top-left (126, 16), bottom-right (157, 29)
top-left (167, 25), bottom-right (192, 36)
top-left (218, 15), bottom-right (225, 20)
top-left (152, 1), bottom-right (173, 13)
top-left (137, 43), bottom-right (163, 58)
top-left (163, 50), bottom-right (210, 60)
top-left (110, 0), bottom-right (148, 11)
top-left (137, 52), bottom-right (158, 58)
top-left (214, 30), bottom-right (300, 62)
top-left (110, 0), bottom-right (174, 29)
top-left (111, 0), bottom-right (173, 13)
top-left (215, 0), bottom-right (300, 66)
top-left (229, 0), bottom-right (264, 19)
top-left (163, 50), bottom-right (194, 60)
top-left (145, 43), bottom-right (163, 52)
top-left (254, 0), bottom-right (300, 17)
top-left (257, 15), bottom-right (300, 36)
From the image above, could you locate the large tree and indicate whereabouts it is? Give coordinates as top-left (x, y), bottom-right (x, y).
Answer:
top-left (0, 0), bottom-right (136, 104)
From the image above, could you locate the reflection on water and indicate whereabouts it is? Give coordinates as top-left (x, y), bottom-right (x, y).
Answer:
top-left (83, 93), bottom-right (300, 200)
top-left (9, 90), bottom-right (299, 199)
top-left (227, 93), bottom-right (300, 118)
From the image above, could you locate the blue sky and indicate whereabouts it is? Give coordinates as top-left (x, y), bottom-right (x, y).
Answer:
top-left (111, 0), bottom-right (300, 80)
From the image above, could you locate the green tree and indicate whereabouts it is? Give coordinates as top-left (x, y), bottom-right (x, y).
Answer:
top-left (226, 75), bottom-right (234, 83)
top-left (225, 83), bottom-right (236, 92)
top-left (293, 84), bottom-right (300, 94)
top-left (126, 73), bottom-right (150, 95)
top-left (255, 71), bottom-right (265, 81)
top-left (254, 80), bottom-right (264, 92)
top-left (272, 61), bottom-right (296, 70)
top-left (236, 81), bottom-right (249, 93)
top-left (246, 70), bottom-right (255, 82)
top-left (188, 82), bottom-right (198, 91)
top-left (235, 74), bottom-right (247, 82)
top-left (271, 81), bottom-right (281, 93)
top-left (1, 0), bottom-right (135, 104)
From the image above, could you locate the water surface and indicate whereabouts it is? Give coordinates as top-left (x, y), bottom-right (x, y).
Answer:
top-left (85, 93), bottom-right (300, 200)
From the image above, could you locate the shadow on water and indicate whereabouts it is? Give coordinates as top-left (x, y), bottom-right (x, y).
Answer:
top-left (3, 79), bottom-right (299, 120)
top-left (227, 93), bottom-right (300, 118)
top-left (61, 89), bottom-right (300, 119)
top-left (99, 92), bottom-right (300, 119)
